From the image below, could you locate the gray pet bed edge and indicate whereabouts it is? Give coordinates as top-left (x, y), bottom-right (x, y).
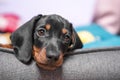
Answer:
top-left (0, 47), bottom-right (120, 80)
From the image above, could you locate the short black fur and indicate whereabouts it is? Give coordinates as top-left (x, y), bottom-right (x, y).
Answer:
top-left (10, 14), bottom-right (83, 64)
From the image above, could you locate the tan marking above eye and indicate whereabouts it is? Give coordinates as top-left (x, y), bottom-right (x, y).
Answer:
top-left (45, 24), bottom-right (51, 30)
top-left (62, 28), bottom-right (68, 34)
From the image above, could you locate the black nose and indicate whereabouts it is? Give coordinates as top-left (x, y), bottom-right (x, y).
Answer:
top-left (47, 53), bottom-right (60, 61)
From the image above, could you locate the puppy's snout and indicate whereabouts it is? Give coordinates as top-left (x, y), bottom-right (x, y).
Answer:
top-left (47, 53), bottom-right (60, 61)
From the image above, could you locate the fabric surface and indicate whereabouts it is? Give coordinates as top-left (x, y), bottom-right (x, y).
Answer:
top-left (0, 47), bottom-right (120, 80)
top-left (76, 24), bottom-right (120, 48)
top-left (93, 0), bottom-right (120, 34)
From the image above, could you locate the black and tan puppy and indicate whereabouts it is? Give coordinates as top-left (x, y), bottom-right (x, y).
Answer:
top-left (0, 14), bottom-right (83, 70)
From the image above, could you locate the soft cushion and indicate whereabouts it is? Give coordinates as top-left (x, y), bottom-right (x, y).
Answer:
top-left (0, 47), bottom-right (120, 80)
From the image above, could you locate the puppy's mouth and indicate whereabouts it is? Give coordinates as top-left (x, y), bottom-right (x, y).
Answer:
top-left (33, 46), bottom-right (63, 70)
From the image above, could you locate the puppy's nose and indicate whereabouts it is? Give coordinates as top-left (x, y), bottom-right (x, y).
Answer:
top-left (47, 53), bottom-right (59, 61)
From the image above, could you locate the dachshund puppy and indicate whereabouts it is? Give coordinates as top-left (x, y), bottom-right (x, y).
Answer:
top-left (0, 14), bottom-right (83, 70)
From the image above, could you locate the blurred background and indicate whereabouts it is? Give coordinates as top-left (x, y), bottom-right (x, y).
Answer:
top-left (0, 0), bottom-right (96, 27)
top-left (0, 0), bottom-right (120, 48)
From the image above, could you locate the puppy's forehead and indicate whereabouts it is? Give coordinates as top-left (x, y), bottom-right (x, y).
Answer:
top-left (35, 15), bottom-right (73, 36)
top-left (36, 15), bottom-right (70, 29)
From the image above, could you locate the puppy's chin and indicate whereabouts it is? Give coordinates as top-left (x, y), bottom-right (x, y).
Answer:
top-left (36, 60), bottom-right (63, 70)
top-left (36, 53), bottom-right (63, 70)
top-left (37, 63), bottom-right (57, 70)
top-left (33, 46), bottom-right (63, 70)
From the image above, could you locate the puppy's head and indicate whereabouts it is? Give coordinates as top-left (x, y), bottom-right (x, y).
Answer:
top-left (10, 14), bottom-right (83, 70)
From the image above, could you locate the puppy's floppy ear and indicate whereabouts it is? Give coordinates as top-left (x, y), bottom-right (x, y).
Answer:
top-left (68, 23), bottom-right (83, 51)
top-left (10, 14), bottom-right (42, 63)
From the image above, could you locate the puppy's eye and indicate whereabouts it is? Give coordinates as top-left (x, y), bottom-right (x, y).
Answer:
top-left (64, 34), bottom-right (70, 42)
top-left (37, 28), bottom-right (46, 36)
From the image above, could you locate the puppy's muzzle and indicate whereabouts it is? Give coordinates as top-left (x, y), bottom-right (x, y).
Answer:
top-left (33, 46), bottom-right (63, 70)
top-left (46, 51), bottom-right (60, 62)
